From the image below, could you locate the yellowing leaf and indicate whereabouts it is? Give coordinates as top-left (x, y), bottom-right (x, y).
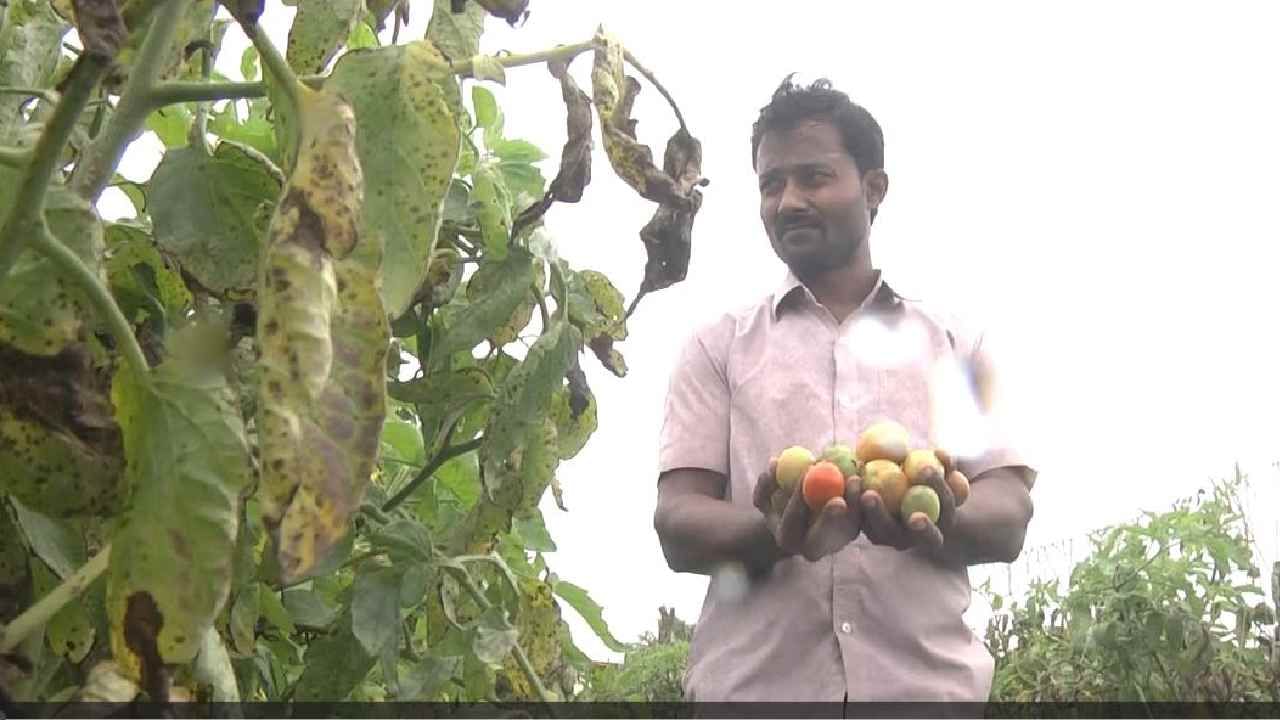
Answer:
top-left (327, 40), bottom-right (463, 320)
top-left (256, 87), bottom-right (389, 584)
top-left (107, 332), bottom-right (253, 683)
top-left (286, 0), bottom-right (363, 74)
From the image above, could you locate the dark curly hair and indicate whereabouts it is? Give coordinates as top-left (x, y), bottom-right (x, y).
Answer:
top-left (751, 75), bottom-right (885, 220)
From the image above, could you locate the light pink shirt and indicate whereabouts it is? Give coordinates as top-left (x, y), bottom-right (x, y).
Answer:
top-left (657, 272), bottom-right (1036, 702)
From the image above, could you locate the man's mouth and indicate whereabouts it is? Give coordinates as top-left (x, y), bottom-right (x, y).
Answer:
top-left (779, 224), bottom-right (822, 243)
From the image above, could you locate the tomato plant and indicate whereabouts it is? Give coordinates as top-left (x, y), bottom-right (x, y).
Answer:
top-left (0, 0), bottom-right (704, 705)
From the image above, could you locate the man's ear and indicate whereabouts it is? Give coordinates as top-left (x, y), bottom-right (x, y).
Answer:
top-left (864, 169), bottom-right (889, 211)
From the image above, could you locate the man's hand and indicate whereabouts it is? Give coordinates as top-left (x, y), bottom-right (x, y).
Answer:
top-left (751, 457), bottom-right (862, 562)
top-left (861, 451), bottom-right (957, 551)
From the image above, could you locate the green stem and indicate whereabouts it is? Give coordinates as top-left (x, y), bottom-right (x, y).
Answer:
top-left (451, 39), bottom-right (598, 79)
top-left (0, 55), bottom-right (110, 286)
top-left (188, 13), bottom-right (217, 153)
top-left (0, 146), bottom-right (30, 167)
top-left (445, 564), bottom-right (556, 703)
top-left (69, 0), bottom-right (192, 202)
top-left (151, 79), bottom-right (266, 105)
top-left (623, 49), bottom-right (687, 133)
top-left (32, 227), bottom-right (149, 375)
top-left (0, 544), bottom-right (111, 654)
top-left (382, 436), bottom-right (483, 512)
top-left (241, 21), bottom-right (302, 115)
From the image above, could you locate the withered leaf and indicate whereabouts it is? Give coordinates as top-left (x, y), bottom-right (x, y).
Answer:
top-left (474, 0), bottom-right (528, 25)
top-left (565, 357), bottom-right (590, 420)
top-left (548, 56), bottom-right (593, 204)
top-left (588, 335), bottom-right (626, 378)
top-left (72, 0), bottom-right (127, 59)
top-left (633, 128), bottom-right (705, 300)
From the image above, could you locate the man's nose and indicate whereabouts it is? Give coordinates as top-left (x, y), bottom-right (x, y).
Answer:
top-left (778, 180), bottom-right (808, 213)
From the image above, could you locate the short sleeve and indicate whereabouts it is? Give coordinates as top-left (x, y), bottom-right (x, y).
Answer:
top-left (950, 320), bottom-right (1038, 490)
top-left (657, 329), bottom-right (731, 478)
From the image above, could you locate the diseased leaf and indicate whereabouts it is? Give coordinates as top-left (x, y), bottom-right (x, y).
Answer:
top-left (426, 0), bottom-right (484, 62)
top-left (464, 251), bottom-right (542, 347)
top-left (511, 511), bottom-right (556, 553)
top-left (228, 582), bottom-right (259, 655)
top-left (0, 188), bottom-right (105, 357)
top-left (637, 128), bottom-right (705, 296)
top-left (105, 222), bottom-right (192, 323)
top-left (256, 87), bottom-right (390, 584)
top-left (471, 605), bottom-right (517, 669)
top-left (430, 247), bottom-right (535, 365)
top-left (0, 0), bottom-right (69, 141)
top-left (590, 34), bottom-right (690, 209)
top-left (547, 56), bottom-right (592, 204)
top-left (500, 576), bottom-right (563, 699)
top-left (292, 612), bottom-right (376, 701)
top-left (473, 0), bottom-right (527, 25)
top-left (550, 361), bottom-right (596, 461)
top-left (106, 324), bottom-right (253, 683)
top-left (70, 0), bottom-right (127, 59)
top-left (470, 55), bottom-right (506, 85)
top-left (286, 0), bottom-right (363, 74)
top-left (551, 578), bottom-right (624, 652)
top-left (327, 40), bottom-right (463, 320)
top-left (0, 343), bottom-right (125, 518)
top-left (588, 335), bottom-right (627, 378)
top-left (150, 141), bottom-right (282, 297)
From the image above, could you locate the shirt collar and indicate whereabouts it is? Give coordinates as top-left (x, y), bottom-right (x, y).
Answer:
top-left (770, 268), bottom-right (902, 321)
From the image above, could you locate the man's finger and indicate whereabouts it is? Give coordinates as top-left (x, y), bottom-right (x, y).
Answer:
top-left (752, 469), bottom-right (776, 514)
top-left (802, 497), bottom-right (850, 561)
top-left (919, 463), bottom-right (956, 533)
top-left (905, 511), bottom-right (944, 549)
top-left (842, 475), bottom-right (863, 536)
top-left (778, 484), bottom-right (810, 550)
top-left (861, 491), bottom-right (909, 550)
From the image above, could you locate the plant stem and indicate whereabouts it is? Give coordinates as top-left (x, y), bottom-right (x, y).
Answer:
top-left (446, 564), bottom-right (556, 703)
top-left (151, 80), bottom-right (267, 105)
top-left (0, 146), bottom-right (30, 167)
top-left (382, 436), bottom-right (483, 512)
top-left (0, 87), bottom-right (59, 106)
top-left (69, 0), bottom-right (192, 202)
top-left (241, 21), bottom-right (302, 115)
top-left (32, 227), bottom-right (150, 375)
top-left (0, 544), bottom-right (111, 654)
top-left (0, 55), bottom-right (110, 286)
top-left (623, 49), bottom-right (687, 132)
top-left (451, 40), bottom-right (598, 79)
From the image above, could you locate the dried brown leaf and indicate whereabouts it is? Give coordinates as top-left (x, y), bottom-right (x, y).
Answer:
top-left (72, 0), bottom-right (127, 59)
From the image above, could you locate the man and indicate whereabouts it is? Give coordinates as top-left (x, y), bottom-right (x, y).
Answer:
top-left (652, 76), bottom-right (1037, 704)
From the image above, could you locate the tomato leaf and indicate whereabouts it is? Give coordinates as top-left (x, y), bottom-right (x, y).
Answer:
top-left (106, 324), bottom-right (253, 681)
top-left (352, 565), bottom-right (404, 656)
top-left (286, 0), bottom-right (362, 74)
top-left (426, 0), bottom-right (485, 62)
top-left (327, 40), bottom-right (463, 320)
top-left (292, 612), bottom-right (377, 701)
top-left (550, 577), bottom-right (624, 652)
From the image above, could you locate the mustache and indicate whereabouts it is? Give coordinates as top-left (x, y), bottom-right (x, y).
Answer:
top-left (775, 214), bottom-right (823, 235)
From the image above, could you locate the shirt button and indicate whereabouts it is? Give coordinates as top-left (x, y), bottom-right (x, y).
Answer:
top-left (840, 622), bottom-right (852, 634)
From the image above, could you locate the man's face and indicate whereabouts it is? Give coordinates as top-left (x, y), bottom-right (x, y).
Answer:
top-left (756, 120), bottom-right (885, 282)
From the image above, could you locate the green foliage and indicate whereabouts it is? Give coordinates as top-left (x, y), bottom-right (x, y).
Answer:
top-left (580, 607), bottom-right (692, 702)
top-left (0, 0), bottom-right (704, 706)
top-left (984, 469), bottom-right (1280, 703)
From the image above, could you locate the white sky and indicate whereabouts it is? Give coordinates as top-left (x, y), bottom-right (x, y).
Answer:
top-left (104, 1), bottom-right (1280, 664)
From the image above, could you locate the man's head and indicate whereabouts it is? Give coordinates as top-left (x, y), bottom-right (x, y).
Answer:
top-left (752, 76), bottom-right (888, 283)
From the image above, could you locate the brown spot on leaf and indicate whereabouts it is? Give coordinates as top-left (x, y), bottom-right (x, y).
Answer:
top-left (124, 592), bottom-right (170, 702)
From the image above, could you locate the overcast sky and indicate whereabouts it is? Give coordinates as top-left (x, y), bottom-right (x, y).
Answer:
top-left (106, 1), bottom-right (1280, 664)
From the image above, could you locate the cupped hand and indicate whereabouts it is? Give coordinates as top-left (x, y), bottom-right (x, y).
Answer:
top-left (861, 451), bottom-right (957, 551)
top-left (752, 456), bottom-right (863, 562)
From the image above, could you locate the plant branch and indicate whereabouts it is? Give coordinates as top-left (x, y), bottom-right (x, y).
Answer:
top-left (444, 563), bottom-right (556, 703)
top-left (69, 0), bottom-right (192, 202)
top-left (32, 227), bottom-right (150, 375)
top-left (623, 49), bottom-right (687, 133)
top-left (0, 55), bottom-right (110, 286)
top-left (240, 20), bottom-right (301, 116)
top-left (0, 544), bottom-right (111, 654)
top-left (382, 436), bottom-right (484, 512)
top-left (451, 40), bottom-right (598, 79)
top-left (0, 87), bottom-right (59, 105)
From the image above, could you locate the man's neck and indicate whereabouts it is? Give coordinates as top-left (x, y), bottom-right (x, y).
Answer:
top-left (804, 262), bottom-right (879, 324)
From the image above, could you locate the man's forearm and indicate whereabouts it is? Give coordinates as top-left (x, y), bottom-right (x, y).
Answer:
top-left (929, 467), bottom-right (1034, 566)
top-left (654, 494), bottom-right (785, 576)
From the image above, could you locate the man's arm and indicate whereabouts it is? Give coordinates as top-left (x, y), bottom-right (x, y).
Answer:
top-left (928, 466), bottom-right (1034, 566)
top-left (653, 467), bottom-right (785, 576)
